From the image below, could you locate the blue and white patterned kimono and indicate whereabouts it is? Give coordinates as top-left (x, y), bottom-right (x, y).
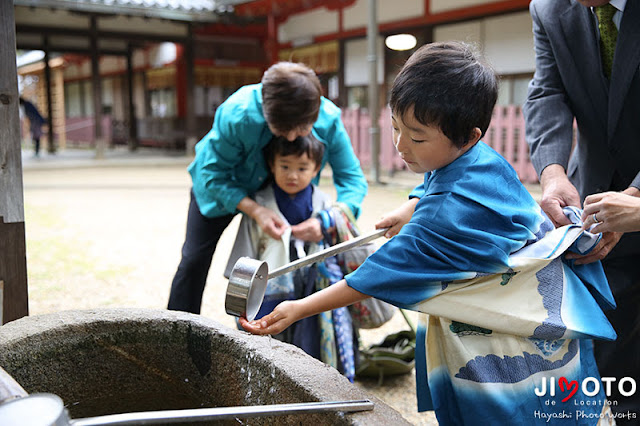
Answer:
top-left (346, 142), bottom-right (617, 425)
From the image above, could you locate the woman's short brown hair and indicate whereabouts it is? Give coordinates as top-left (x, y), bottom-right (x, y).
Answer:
top-left (261, 62), bottom-right (322, 133)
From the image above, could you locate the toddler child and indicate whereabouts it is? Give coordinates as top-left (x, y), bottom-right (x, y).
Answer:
top-left (226, 134), bottom-right (359, 381)
top-left (241, 42), bottom-right (617, 425)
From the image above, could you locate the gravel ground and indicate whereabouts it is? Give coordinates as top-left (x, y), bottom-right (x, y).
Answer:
top-left (20, 150), bottom-right (542, 425)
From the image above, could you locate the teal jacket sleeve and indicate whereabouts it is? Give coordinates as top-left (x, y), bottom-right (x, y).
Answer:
top-left (189, 88), bottom-right (270, 218)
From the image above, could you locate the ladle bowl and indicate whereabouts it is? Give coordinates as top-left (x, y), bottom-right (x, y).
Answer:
top-left (224, 228), bottom-right (388, 321)
top-left (225, 257), bottom-right (268, 321)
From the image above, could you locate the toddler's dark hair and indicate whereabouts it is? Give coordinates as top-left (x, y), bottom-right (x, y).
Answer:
top-left (264, 134), bottom-right (324, 167)
top-left (390, 41), bottom-right (498, 148)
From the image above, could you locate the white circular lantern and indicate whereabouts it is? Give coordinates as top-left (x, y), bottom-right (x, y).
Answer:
top-left (385, 34), bottom-right (417, 51)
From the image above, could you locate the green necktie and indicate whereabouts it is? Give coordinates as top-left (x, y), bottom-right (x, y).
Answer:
top-left (595, 3), bottom-right (618, 79)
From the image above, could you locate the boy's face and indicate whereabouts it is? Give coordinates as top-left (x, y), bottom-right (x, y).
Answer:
top-left (270, 152), bottom-right (320, 196)
top-left (391, 106), bottom-right (477, 174)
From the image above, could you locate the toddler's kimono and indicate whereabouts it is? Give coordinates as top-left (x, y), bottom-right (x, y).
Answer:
top-left (225, 184), bottom-right (358, 380)
top-left (225, 183), bottom-right (332, 306)
top-left (346, 142), bottom-right (616, 425)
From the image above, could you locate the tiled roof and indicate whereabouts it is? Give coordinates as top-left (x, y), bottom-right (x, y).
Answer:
top-left (13, 0), bottom-right (249, 22)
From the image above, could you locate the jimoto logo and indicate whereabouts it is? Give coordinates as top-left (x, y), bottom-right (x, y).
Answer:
top-left (534, 376), bottom-right (637, 402)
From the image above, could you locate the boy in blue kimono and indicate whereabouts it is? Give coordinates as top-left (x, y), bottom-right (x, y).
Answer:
top-left (242, 42), bottom-right (618, 425)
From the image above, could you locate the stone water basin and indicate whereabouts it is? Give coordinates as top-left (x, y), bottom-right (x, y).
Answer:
top-left (0, 308), bottom-right (410, 425)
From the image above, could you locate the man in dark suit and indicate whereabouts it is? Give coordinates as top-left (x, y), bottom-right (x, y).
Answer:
top-left (524, 0), bottom-right (639, 420)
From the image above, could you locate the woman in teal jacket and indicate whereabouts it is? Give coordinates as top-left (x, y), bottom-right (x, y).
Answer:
top-left (168, 62), bottom-right (368, 314)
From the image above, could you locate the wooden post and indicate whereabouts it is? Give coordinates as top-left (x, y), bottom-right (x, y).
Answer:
top-left (126, 43), bottom-right (138, 151)
top-left (184, 24), bottom-right (196, 154)
top-left (43, 36), bottom-right (55, 153)
top-left (367, 0), bottom-right (381, 183)
top-left (90, 15), bottom-right (105, 158)
top-left (0, 0), bottom-right (29, 324)
top-left (265, 3), bottom-right (278, 66)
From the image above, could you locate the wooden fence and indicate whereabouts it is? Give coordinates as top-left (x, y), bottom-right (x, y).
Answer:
top-left (29, 104), bottom-right (539, 184)
top-left (342, 105), bottom-right (539, 183)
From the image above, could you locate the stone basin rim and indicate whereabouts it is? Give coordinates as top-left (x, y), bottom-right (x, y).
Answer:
top-left (0, 308), bottom-right (411, 426)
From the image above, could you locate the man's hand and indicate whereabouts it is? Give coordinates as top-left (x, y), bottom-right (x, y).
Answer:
top-left (582, 189), bottom-right (640, 233)
top-left (291, 218), bottom-right (323, 242)
top-left (539, 164), bottom-right (581, 227)
top-left (571, 188), bottom-right (640, 264)
top-left (565, 231), bottom-right (623, 265)
top-left (376, 198), bottom-right (419, 238)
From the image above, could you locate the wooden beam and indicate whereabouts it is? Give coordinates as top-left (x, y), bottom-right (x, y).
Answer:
top-left (0, 0), bottom-right (29, 324)
top-left (16, 43), bottom-right (128, 57)
top-left (277, 0), bottom-right (530, 49)
top-left (16, 24), bottom-right (187, 43)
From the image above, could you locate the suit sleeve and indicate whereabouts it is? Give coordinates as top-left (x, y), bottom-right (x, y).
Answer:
top-left (523, 1), bottom-right (576, 177)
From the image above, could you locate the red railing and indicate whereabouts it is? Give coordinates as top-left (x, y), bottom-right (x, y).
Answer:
top-left (65, 116), bottom-right (112, 147)
top-left (342, 105), bottom-right (539, 183)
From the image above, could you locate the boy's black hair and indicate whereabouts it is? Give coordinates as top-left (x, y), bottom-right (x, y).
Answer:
top-left (390, 41), bottom-right (498, 149)
top-left (264, 134), bottom-right (324, 168)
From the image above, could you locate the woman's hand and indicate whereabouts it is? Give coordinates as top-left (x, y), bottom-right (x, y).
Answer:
top-left (240, 300), bottom-right (301, 335)
top-left (254, 205), bottom-right (288, 239)
top-left (237, 197), bottom-right (287, 240)
top-left (376, 198), bottom-right (419, 238)
top-left (291, 218), bottom-right (323, 242)
top-left (581, 190), bottom-right (640, 233)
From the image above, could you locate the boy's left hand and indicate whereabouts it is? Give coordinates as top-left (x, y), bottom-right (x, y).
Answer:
top-left (239, 301), bottom-right (300, 335)
top-left (291, 218), bottom-right (323, 242)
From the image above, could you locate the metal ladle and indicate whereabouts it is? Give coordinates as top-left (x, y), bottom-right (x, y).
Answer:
top-left (225, 227), bottom-right (388, 321)
top-left (0, 392), bottom-right (374, 425)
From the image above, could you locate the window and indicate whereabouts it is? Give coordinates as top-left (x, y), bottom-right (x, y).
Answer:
top-left (497, 74), bottom-right (533, 106)
top-left (149, 88), bottom-right (176, 117)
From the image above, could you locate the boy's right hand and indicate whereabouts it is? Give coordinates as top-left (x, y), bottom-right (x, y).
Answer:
top-left (376, 198), bottom-right (419, 238)
top-left (240, 300), bottom-right (300, 335)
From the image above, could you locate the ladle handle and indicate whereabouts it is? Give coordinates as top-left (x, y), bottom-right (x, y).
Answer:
top-left (268, 227), bottom-right (388, 279)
